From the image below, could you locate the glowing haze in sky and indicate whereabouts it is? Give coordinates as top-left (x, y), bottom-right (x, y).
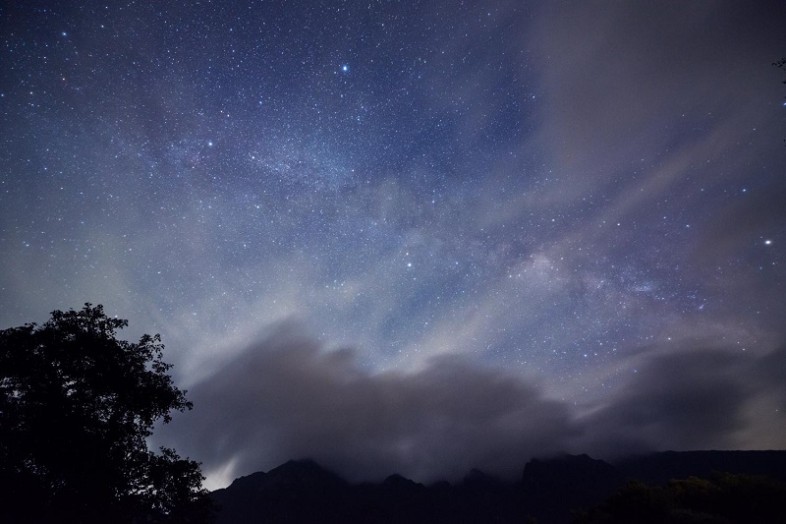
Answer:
top-left (2, 1), bottom-right (786, 488)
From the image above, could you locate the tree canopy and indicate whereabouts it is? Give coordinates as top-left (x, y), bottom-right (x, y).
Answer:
top-left (0, 304), bottom-right (212, 523)
top-left (575, 473), bottom-right (786, 524)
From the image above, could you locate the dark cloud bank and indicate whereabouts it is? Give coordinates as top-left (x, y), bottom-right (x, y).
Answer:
top-left (160, 322), bottom-right (786, 486)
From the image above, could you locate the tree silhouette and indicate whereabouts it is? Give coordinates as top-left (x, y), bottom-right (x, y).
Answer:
top-left (0, 304), bottom-right (213, 523)
top-left (775, 58), bottom-right (786, 78)
top-left (574, 473), bottom-right (786, 524)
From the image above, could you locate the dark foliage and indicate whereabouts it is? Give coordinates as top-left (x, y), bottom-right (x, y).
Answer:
top-left (615, 450), bottom-right (786, 485)
top-left (775, 58), bottom-right (786, 80)
top-left (574, 473), bottom-right (786, 524)
top-left (0, 304), bottom-right (213, 523)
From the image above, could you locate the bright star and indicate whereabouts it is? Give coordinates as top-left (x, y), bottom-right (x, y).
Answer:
top-left (341, 64), bottom-right (349, 73)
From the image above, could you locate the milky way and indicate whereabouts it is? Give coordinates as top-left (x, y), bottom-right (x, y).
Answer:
top-left (2, 1), bottom-right (786, 487)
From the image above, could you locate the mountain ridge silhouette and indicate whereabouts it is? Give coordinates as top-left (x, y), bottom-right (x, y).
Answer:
top-left (212, 450), bottom-right (786, 523)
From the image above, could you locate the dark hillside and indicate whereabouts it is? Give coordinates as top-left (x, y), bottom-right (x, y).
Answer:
top-left (211, 450), bottom-right (786, 524)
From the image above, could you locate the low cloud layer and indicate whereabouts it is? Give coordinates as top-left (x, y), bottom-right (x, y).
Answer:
top-left (160, 321), bottom-right (575, 486)
top-left (159, 322), bottom-right (786, 489)
top-left (580, 348), bottom-right (757, 457)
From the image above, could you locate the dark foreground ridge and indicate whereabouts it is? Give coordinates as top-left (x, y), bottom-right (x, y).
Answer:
top-left (211, 451), bottom-right (786, 524)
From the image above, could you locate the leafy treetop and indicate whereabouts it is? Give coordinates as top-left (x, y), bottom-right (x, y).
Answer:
top-left (0, 303), bottom-right (212, 523)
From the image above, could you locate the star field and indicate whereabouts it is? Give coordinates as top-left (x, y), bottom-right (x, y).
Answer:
top-left (2, 1), bottom-right (786, 486)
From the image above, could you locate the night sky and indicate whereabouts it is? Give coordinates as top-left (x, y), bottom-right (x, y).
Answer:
top-left (2, 1), bottom-right (786, 488)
